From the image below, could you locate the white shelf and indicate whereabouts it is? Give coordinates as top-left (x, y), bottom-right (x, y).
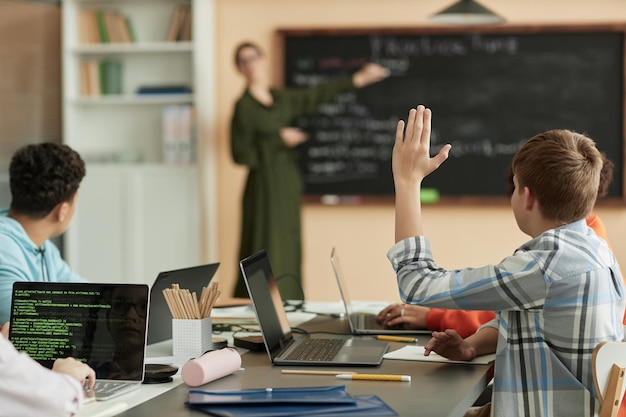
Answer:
top-left (70, 93), bottom-right (194, 105)
top-left (61, 0), bottom-right (213, 281)
top-left (72, 41), bottom-right (193, 54)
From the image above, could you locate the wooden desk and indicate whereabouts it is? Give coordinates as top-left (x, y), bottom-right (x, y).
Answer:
top-left (113, 316), bottom-right (492, 417)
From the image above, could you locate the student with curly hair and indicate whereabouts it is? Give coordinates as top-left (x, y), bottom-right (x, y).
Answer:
top-left (0, 142), bottom-right (87, 325)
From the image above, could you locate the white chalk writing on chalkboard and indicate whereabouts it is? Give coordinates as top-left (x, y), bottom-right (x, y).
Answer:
top-left (284, 28), bottom-right (624, 197)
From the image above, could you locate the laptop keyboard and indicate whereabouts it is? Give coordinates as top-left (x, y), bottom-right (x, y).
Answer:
top-left (87, 381), bottom-right (140, 400)
top-left (284, 338), bottom-right (344, 361)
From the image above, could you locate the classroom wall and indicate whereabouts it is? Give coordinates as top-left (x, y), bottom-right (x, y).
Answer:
top-left (212, 0), bottom-right (626, 302)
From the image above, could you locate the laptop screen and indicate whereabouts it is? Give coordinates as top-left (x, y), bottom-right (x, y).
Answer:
top-left (9, 282), bottom-right (149, 382)
top-left (148, 262), bottom-right (219, 345)
top-left (239, 251), bottom-right (292, 356)
top-left (330, 247), bottom-right (356, 319)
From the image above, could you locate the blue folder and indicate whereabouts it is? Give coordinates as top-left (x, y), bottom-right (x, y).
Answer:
top-left (187, 386), bottom-right (353, 405)
top-left (185, 386), bottom-right (397, 417)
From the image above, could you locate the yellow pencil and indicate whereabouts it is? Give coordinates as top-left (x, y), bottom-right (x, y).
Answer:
top-left (280, 370), bottom-right (356, 376)
top-left (376, 335), bottom-right (417, 343)
top-left (336, 373), bottom-right (411, 382)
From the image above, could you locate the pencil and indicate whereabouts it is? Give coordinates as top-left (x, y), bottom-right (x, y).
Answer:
top-left (376, 335), bottom-right (417, 343)
top-left (280, 370), bottom-right (356, 376)
top-left (336, 373), bottom-right (411, 382)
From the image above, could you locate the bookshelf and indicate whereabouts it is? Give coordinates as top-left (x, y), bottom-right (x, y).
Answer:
top-left (61, 0), bottom-right (217, 284)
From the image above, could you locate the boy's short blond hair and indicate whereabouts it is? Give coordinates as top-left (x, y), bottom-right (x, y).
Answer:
top-left (511, 129), bottom-right (602, 223)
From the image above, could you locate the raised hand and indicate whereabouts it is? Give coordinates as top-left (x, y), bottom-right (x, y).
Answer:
top-left (392, 105), bottom-right (451, 188)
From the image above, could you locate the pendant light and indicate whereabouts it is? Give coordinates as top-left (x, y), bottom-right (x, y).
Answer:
top-left (429, 0), bottom-right (505, 25)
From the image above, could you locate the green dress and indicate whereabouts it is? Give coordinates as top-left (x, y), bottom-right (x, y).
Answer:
top-left (230, 78), bottom-right (354, 299)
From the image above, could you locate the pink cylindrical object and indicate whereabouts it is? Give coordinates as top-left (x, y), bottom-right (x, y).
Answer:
top-left (181, 348), bottom-right (242, 387)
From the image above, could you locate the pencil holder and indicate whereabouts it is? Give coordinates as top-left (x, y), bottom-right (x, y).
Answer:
top-left (172, 317), bottom-right (212, 357)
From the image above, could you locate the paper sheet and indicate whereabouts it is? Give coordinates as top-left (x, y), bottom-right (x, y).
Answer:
top-left (383, 345), bottom-right (496, 365)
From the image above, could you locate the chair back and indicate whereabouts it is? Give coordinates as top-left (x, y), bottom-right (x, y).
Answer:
top-left (592, 341), bottom-right (626, 417)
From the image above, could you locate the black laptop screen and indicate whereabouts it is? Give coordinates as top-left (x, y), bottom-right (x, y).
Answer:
top-left (240, 251), bottom-right (292, 355)
top-left (9, 282), bottom-right (148, 381)
top-left (148, 262), bottom-right (219, 345)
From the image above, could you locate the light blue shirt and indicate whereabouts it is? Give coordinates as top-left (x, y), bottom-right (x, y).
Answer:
top-left (388, 219), bottom-right (625, 417)
top-left (0, 209), bottom-right (86, 324)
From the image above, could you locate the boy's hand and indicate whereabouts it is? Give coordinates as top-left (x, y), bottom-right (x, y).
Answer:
top-left (392, 105), bottom-right (451, 188)
top-left (423, 329), bottom-right (477, 361)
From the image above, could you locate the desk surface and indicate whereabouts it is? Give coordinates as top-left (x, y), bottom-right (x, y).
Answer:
top-left (110, 316), bottom-right (491, 417)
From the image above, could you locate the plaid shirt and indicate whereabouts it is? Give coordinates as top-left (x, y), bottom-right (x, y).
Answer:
top-left (388, 219), bottom-right (625, 417)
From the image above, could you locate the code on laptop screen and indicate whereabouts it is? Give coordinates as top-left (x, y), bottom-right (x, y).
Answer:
top-left (9, 282), bottom-right (148, 381)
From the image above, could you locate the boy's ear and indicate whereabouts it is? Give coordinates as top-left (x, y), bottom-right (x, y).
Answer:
top-left (56, 201), bottom-right (71, 223)
top-left (523, 186), bottom-right (536, 211)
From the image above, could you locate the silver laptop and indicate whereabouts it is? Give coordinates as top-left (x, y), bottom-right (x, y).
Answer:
top-left (240, 250), bottom-right (389, 366)
top-left (331, 247), bottom-right (431, 335)
top-left (148, 262), bottom-right (219, 344)
top-left (9, 281), bottom-right (149, 401)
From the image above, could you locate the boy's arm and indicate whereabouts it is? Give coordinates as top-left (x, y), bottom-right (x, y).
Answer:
top-left (392, 106), bottom-right (450, 242)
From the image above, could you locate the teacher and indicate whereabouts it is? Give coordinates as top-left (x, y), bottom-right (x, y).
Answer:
top-left (230, 41), bottom-right (387, 299)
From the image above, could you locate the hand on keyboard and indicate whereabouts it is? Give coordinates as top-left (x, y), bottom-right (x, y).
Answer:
top-left (53, 357), bottom-right (96, 390)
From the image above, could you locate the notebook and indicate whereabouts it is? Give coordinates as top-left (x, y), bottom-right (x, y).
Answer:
top-left (9, 281), bottom-right (149, 401)
top-left (147, 262), bottom-right (220, 344)
top-left (331, 247), bottom-right (431, 335)
top-left (239, 250), bottom-right (389, 366)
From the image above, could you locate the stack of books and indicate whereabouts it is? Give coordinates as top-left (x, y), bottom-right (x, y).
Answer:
top-left (79, 60), bottom-right (122, 96)
top-left (162, 104), bottom-right (196, 164)
top-left (166, 4), bottom-right (192, 42)
top-left (78, 9), bottom-right (135, 44)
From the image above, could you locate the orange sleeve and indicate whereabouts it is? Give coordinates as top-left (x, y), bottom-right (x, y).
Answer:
top-left (426, 308), bottom-right (496, 338)
top-left (587, 213), bottom-right (614, 251)
top-left (586, 213), bottom-right (626, 325)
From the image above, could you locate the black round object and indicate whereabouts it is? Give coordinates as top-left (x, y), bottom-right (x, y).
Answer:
top-left (143, 363), bottom-right (178, 384)
top-left (211, 337), bottom-right (228, 350)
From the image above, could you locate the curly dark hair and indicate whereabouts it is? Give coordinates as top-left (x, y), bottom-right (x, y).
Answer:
top-left (9, 143), bottom-right (86, 218)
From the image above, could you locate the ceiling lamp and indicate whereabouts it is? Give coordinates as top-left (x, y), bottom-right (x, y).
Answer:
top-left (429, 0), bottom-right (506, 25)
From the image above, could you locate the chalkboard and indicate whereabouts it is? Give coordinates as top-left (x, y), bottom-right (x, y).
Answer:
top-left (279, 26), bottom-right (625, 201)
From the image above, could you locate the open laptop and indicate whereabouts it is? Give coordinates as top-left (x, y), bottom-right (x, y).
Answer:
top-left (147, 262), bottom-right (220, 344)
top-left (240, 250), bottom-right (389, 366)
top-left (9, 281), bottom-right (149, 401)
top-left (331, 247), bottom-right (431, 335)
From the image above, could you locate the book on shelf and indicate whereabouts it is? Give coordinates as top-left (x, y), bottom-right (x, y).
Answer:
top-left (78, 8), bottom-right (134, 44)
top-left (136, 85), bottom-right (191, 95)
top-left (166, 4), bottom-right (192, 42)
top-left (162, 104), bottom-right (197, 165)
top-left (79, 60), bottom-right (122, 97)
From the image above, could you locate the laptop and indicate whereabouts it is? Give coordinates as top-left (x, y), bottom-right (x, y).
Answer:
top-left (240, 250), bottom-right (389, 366)
top-left (331, 247), bottom-right (431, 335)
top-left (9, 281), bottom-right (149, 401)
top-left (147, 262), bottom-right (220, 344)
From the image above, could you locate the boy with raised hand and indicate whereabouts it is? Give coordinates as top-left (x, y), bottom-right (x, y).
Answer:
top-left (0, 142), bottom-right (87, 325)
top-left (388, 105), bottom-right (625, 416)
